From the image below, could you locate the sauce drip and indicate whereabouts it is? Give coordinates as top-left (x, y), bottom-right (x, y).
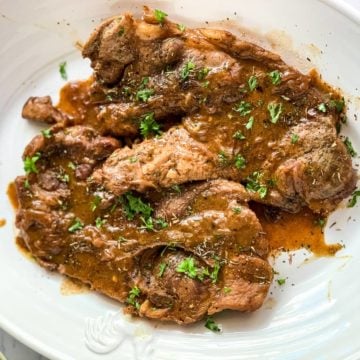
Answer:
top-left (251, 203), bottom-right (342, 256)
top-left (7, 182), bottom-right (19, 210)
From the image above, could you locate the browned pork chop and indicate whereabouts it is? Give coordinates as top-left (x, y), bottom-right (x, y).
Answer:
top-left (15, 126), bottom-right (272, 324)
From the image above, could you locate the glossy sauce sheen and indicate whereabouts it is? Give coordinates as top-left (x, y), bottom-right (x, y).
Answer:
top-left (57, 80), bottom-right (339, 257)
top-left (11, 76), bottom-right (341, 258)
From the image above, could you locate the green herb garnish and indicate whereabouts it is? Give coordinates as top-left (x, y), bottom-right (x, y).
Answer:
top-left (127, 286), bottom-right (141, 309)
top-left (91, 195), bottom-right (102, 212)
top-left (218, 151), bottom-right (230, 166)
top-left (204, 317), bottom-right (221, 332)
top-left (197, 67), bottom-right (210, 81)
top-left (268, 70), bottom-right (281, 85)
top-left (277, 278), bottom-right (286, 286)
top-left (344, 137), bottom-right (357, 157)
top-left (317, 103), bottom-right (327, 113)
top-left (233, 207), bottom-right (242, 214)
top-left (68, 218), bottom-right (84, 233)
top-left (24, 152), bottom-right (41, 174)
top-left (68, 161), bottom-right (76, 170)
top-left (95, 217), bottom-right (106, 229)
top-left (154, 9), bottom-right (168, 24)
top-left (233, 101), bottom-right (252, 116)
top-left (139, 112), bottom-right (161, 138)
top-left (176, 257), bottom-right (198, 279)
top-left (121, 192), bottom-right (153, 220)
top-left (158, 263), bottom-right (167, 277)
top-left (180, 60), bottom-right (195, 81)
top-left (245, 116), bottom-right (254, 130)
top-left (268, 102), bottom-right (283, 123)
top-left (59, 61), bottom-right (68, 80)
top-left (248, 75), bottom-right (258, 91)
top-left (118, 26), bottom-right (125, 36)
top-left (136, 88), bottom-right (154, 102)
top-left (329, 98), bottom-right (345, 112)
top-left (224, 287), bottom-right (232, 294)
top-left (246, 171), bottom-right (268, 199)
top-left (177, 23), bottom-right (186, 32)
top-left (291, 133), bottom-right (299, 144)
top-left (41, 129), bottom-right (52, 138)
top-left (234, 154), bottom-right (246, 169)
top-left (348, 189), bottom-right (360, 208)
top-left (233, 130), bottom-right (245, 140)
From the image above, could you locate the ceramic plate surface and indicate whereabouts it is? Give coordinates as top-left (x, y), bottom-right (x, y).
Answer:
top-left (0, 1), bottom-right (359, 359)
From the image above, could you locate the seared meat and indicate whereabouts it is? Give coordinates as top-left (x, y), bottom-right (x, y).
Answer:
top-left (93, 114), bottom-right (356, 213)
top-left (22, 96), bottom-right (67, 124)
top-left (15, 126), bottom-right (271, 323)
top-left (14, 7), bottom-right (357, 325)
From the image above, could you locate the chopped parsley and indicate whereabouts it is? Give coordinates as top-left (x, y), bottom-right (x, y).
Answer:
top-left (180, 60), bottom-right (195, 81)
top-left (57, 173), bottom-right (69, 183)
top-left (277, 278), bottom-right (286, 286)
top-left (343, 137), bottom-right (357, 157)
top-left (245, 116), bottom-right (254, 130)
top-left (201, 80), bottom-right (210, 88)
top-left (233, 130), bottom-right (246, 140)
top-left (154, 9), bottom-right (168, 24)
top-left (24, 179), bottom-right (30, 189)
top-left (248, 75), bottom-right (258, 91)
top-left (348, 189), bottom-right (360, 208)
top-left (246, 171), bottom-right (267, 199)
top-left (317, 103), bottom-right (327, 113)
top-left (68, 161), bottom-right (76, 170)
top-left (139, 112), bottom-right (161, 138)
top-left (204, 317), bottom-right (221, 332)
top-left (118, 26), bottom-right (125, 36)
top-left (176, 257), bottom-right (198, 279)
top-left (268, 102), bottom-right (283, 123)
top-left (218, 151), bottom-right (230, 166)
top-left (68, 218), bottom-right (84, 233)
top-left (136, 88), bottom-right (154, 102)
top-left (95, 217), bottom-right (106, 229)
top-left (171, 184), bottom-right (181, 194)
top-left (91, 195), bottom-right (102, 212)
top-left (268, 70), bottom-right (282, 85)
top-left (154, 217), bottom-right (168, 229)
top-left (140, 216), bottom-right (154, 231)
top-left (121, 192), bottom-right (153, 220)
top-left (139, 77), bottom-right (149, 88)
top-left (59, 61), bottom-right (68, 80)
top-left (127, 286), bottom-right (141, 309)
top-left (223, 287), bottom-right (232, 294)
top-left (232, 207), bottom-right (242, 214)
top-left (314, 218), bottom-right (325, 228)
top-left (41, 129), bottom-right (52, 138)
top-left (234, 154), bottom-right (246, 169)
top-left (129, 156), bottom-right (138, 163)
top-left (329, 98), bottom-right (345, 112)
top-left (158, 263), bottom-right (167, 277)
top-left (209, 261), bottom-right (221, 283)
top-left (291, 133), bottom-right (299, 144)
top-left (24, 152), bottom-right (41, 174)
top-left (177, 23), bottom-right (186, 32)
top-left (197, 67), bottom-right (210, 81)
top-left (233, 101), bottom-right (252, 116)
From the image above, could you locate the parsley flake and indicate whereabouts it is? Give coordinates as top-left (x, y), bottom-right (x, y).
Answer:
top-left (344, 137), bottom-right (357, 157)
top-left (246, 171), bottom-right (268, 199)
top-left (41, 129), bottom-right (52, 138)
top-left (127, 286), bottom-right (141, 309)
top-left (348, 189), bottom-right (360, 208)
top-left (176, 257), bottom-right (197, 279)
top-left (205, 317), bottom-right (221, 332)
top-left (317, 103), bottom-right (327, 113)
top-left (291, 133), bottom-right (299, 144)
top-left (277, 278), bottom-right (286, 286)
top-left (24, 152), bottom-right (41, 174)
top-left (234, 154), bottom-right (246, 169)
top-left (136, 88), bottom-right (154, 102)
top-left (233, 130), bottom-right (246, 140)
top-left (245, 116), bottom-right (254, 130)
top-left (139, 112), bottom-right (161, 138)
top-left (268, 102), bottom-right (283, 123)
top-left (268, 70), bottom-right (282, 85)
top-left (59, 61), bottom-right (68, 80)
top-left (180, 60), bottom-right (195, 81)
top-left (158, 263), bottom-right (167, 277)
top-left (68, 218), bottom-right (84, 233)
top-left (154, 9), bottom-right (168, 24)
top-left (233, 101), bottom-right (252, 116)
top-left (248, 75), bottom-right (258, 91)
